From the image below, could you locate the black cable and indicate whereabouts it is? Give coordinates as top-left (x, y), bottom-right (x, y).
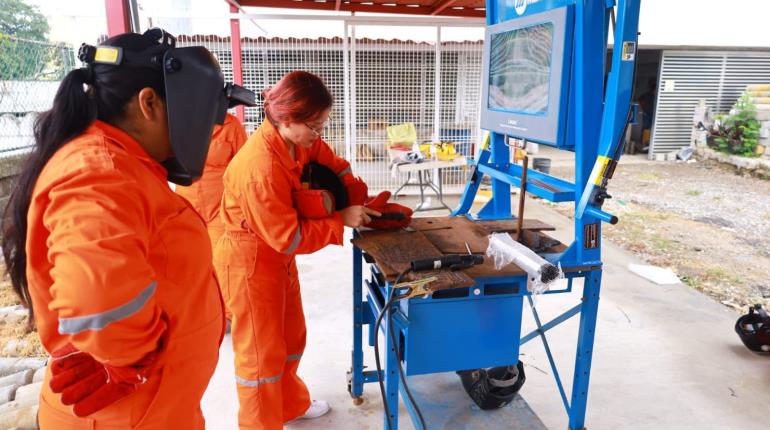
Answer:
top-left (373, 267), bottom-right (427, 430)
top-left (373, 269), bottom-right (408, 430)
top-left (387, 300), bottom-right (427, 429)
top-left (373, 293), bottom-right (395, 429)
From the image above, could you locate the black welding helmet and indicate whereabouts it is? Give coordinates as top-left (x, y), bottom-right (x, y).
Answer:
top-left (456, 361), bottom-right (526, 410)
top-left (78, 28), bottom-right (256, 185)
top-left (300, 162), bottom-right (349, 209)
top-left (735, 304), bottom-right (770, 353)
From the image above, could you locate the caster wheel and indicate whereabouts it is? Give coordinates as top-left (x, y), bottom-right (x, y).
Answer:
top-left (352, 397), bottom-right (364, 406)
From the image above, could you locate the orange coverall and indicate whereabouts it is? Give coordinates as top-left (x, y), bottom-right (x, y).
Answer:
top-left (27, 120), bottom-right (224, 429)
top-left (175, 113), bottom-right (247, 251)
top-left (214, 119), bottom-right (352, 429)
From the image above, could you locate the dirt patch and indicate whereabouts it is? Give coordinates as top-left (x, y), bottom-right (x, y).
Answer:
top-left (550, 158), bottom-right (770, 311)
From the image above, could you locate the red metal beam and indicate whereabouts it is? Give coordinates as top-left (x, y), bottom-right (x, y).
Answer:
top-left (229, 3), bottom-right (245, 122)
top-left (239, 1), bottom-right (484, 17)
top-left (335, 0), bottom-right (342, 11)
top-left (104, 0), bottom-right (131, 37)
top-left (430, 0), bottom-right (458, 15)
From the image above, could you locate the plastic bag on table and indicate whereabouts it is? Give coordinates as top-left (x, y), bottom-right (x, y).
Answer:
top-left (486, 233), bottom-right (564, 298)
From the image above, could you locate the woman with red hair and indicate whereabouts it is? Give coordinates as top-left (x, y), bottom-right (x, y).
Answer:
top-left (214, 71), bottom-right (383, 429)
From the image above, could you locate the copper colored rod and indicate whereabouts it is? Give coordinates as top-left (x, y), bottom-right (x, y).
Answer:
top-left (515, 155), bottom-right (529, 242)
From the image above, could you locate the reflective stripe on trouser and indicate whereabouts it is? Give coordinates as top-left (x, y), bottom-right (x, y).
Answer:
top-left (234, 353), bottom-right (303, 387)
top-left (214, 234), bottom-right (311, 430)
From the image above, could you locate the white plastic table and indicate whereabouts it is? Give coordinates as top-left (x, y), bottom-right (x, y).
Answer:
top-left (391, 155), bottom-right (467, 212)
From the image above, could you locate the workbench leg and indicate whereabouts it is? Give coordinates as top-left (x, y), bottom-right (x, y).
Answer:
top-left (568, 270), bottom-right (602, 430)
top-left (436, 168), bottom-right (451, 212)
top-left (394, 172), bottom-right (412, 200)
top-left (417, 170), bottom-right (426, 211)
top-left (384, 315), bottom-right (400, 429)
top-left (349, 245), bottom-right (365, 404)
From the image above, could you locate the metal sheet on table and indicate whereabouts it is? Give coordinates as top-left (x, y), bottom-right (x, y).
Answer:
top-left (351, 230), bottom-right (475, 291)
top-left (409, 217), bottom-right (555, 254)
top-left (354, 218), bottom-right (570, 281)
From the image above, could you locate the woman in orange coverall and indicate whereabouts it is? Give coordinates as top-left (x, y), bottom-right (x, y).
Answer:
top-left (214, 71), bottom-right (381, 429)
top-left (175, 113), bottom-right (247, 251)
top-left (1, 29), bottom-right (251, 428)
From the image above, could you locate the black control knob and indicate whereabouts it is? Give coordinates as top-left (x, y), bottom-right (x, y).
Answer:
top-left (165, 57), bottom-right (182, 73)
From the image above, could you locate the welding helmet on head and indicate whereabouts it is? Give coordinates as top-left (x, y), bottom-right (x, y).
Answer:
top-left (456, 361), bottom-right (525, 410)
top-left (735, 304), bottom-right (770, 353)
top-left (78, 28), bottom-right (256, 185)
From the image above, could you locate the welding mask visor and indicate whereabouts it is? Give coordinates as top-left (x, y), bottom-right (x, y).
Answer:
top-left (79, 28), bottom-right (256, 185)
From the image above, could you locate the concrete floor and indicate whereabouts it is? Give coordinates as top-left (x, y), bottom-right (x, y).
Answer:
top-left (201, 195), bottom-right (769, 430)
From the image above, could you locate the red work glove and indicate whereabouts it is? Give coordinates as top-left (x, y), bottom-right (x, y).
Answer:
top-left (364, 191), bottom-right (391, 211)
top-left (293, 189), bottom-right (335, 219)
top-left (49, 343), bottom-right (156, 417)
top-left (362, 191), bottom-right (413, 230)
top-left (344, 177), bottom-right (368, 207)
top-left (366, 203), bottom-right (413, 230)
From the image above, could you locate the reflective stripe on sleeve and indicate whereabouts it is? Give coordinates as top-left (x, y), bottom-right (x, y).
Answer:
top-left (58, 281), bottom-right (158, 335)
top-left (284, 226), bottom-right (302, 254)
top-left (337, 166), bottom-right (351, 177)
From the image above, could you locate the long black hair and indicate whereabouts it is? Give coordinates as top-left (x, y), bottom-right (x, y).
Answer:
top-left (1, 32), bottom-right (166, 324)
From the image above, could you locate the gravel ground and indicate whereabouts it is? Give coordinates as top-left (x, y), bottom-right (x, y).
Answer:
top-left (550, 157), bottom-right (770, 311)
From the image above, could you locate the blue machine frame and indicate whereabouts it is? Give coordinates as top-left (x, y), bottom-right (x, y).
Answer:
top-left (348, 1), bottom-right (641, 428)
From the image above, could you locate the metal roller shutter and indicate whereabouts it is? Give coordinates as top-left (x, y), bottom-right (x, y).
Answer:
top-left (651, 50), bottom-right (770, 157)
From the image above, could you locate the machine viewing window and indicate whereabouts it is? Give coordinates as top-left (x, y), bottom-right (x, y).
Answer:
top-left (480, 6), bottom-right (572, 147)
top-left (488, 22), bottom-right (554, 115)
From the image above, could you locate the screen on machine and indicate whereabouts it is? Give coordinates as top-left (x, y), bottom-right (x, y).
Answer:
top-left (487, 22), bottom-right (554, 115)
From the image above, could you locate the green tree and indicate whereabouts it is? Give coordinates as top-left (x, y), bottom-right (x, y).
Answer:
top-left (0, 0), bottom-right (63, 80)
top-left (0, 0), bottom-right (49, 40)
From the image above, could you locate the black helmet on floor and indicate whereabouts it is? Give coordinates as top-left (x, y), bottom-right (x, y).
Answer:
top-left (735, 304), bottom-right (770, 353)
top-left (456, 361), bottom-right (525, 410)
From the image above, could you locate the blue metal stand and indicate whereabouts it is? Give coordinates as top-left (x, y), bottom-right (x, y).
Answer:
top-left (349, 1), bottom-right (640, 428)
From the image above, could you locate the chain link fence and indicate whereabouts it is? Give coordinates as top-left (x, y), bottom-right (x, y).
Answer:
top-left (0, 34), bottom-right (76, 209)
top-left (174, 16), bottom-right (484, 193)
top-left (1, 35), bottom-right (76, 153)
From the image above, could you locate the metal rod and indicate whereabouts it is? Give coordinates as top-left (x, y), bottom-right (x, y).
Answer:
top-left (364, 280), bottom-right (384, 317)
top-left (141, 13), bottom-right (485, 26)
top-left (349, 24), bottom-right (358, 169)
top-left (433, 26), bottom-right (442, 143)
top-left (363, 370), bottom-right (384, 383)
top-left (515, 154), bottom-right (529, 242)
top-left (520, 302), bottom-right (583, 345)
top-left (224, 0), bottom-right (268, 34)
top-left (399, 383), bottom-right (426, 430)
top-left (527, 295), bottom-right (571, 415)
top-left (543, 276), bottom-right (575, 295)
top-left (228, 3), bottom-right (245, 122)
top-left (128, 0), bottom-right (140, 32)
top-left (342, 22), bottom-right (352, 162)
top-left (351, 244), bottom-right (365, 398)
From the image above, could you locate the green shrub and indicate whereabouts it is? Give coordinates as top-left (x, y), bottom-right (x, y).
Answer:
top-left (708, 94), bottom-right (761, 157)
